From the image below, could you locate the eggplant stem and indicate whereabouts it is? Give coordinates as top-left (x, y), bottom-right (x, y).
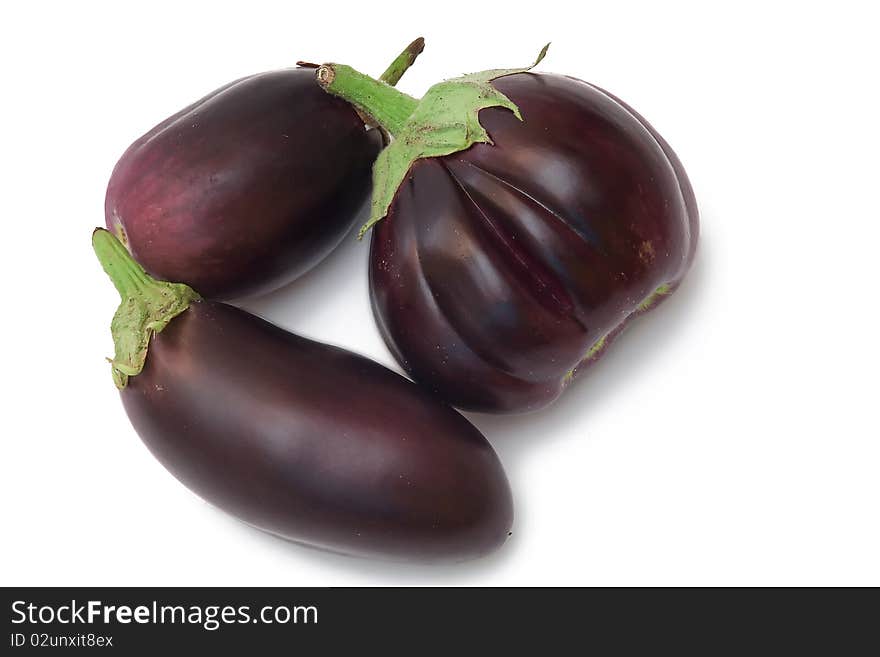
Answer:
top-left (92, 228), bottom-right (200, 389)
top-left (92, 227), bottom-right (157, 298)
top-left (317, 37), bottom-right (424, 133)
top-left (317, 64), bottom-right (418, 135)
top-left (319, 43), bottom-right (551, 238)
top-left (379, 37), bottom-right (425, 86)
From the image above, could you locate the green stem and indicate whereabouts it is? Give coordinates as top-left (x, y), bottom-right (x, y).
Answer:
top-left (92, 228), bottom-right (200, 389)
top-left (379, 37), bottom-right (425, 86)
top-left (317, 63), bottom-right (418, 135)
top-left (93, 227), bottom-right (161, 298)
top-left (322, 44), bottom-right (550, 238)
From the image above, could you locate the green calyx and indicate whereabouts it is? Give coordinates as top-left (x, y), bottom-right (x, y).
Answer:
top-left (317, 44), bottom-right (550, 238)
top-left (92, 228), bottom-right (200, 389)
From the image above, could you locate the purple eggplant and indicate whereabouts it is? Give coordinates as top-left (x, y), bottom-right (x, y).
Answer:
top-left (93, 228), bottom-right (512, 561)
top-left (105, 39), bottom-right (424, 300)
top-left (318, 46), bottom-right (698, 413)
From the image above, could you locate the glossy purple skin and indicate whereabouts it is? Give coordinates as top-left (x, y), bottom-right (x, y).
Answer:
top-left (370, 73), bottom-right (699, 413)
top-left (106, 68), bottom-right (381, 300)
top-left (121, 301), bottom-right (513, 561)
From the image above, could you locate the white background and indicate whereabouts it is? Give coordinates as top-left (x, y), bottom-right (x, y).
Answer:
top-left (2, 0), bottom-right (878, 586)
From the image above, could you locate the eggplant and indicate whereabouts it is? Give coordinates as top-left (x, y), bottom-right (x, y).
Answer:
top-left (318, 47), bottom-right (698, 413)
top-left (93, 228), bottom-right (512, 561)
top-left (105, 39), bottom-right (424, 300)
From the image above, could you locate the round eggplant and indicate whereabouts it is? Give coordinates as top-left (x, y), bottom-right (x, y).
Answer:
top-left (93, 228), bottom-right (512, 561)
top-left (318, 48), bottom-right (698, 413)
top-left (105, 39), bottom-right (424, 301)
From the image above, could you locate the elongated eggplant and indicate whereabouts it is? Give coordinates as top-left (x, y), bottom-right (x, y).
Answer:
top-left (318, 46), bottom-right (698, 413)
top-left (93, 228), bottom-right (512, 561)
top-left (105, 39), bottom-right (424, 300)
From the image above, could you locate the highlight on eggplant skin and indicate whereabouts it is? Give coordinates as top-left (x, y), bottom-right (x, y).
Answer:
top-left (93, 228), bottom-right (512, 561)
top-left (369, 73), bottom-right (698, 414)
